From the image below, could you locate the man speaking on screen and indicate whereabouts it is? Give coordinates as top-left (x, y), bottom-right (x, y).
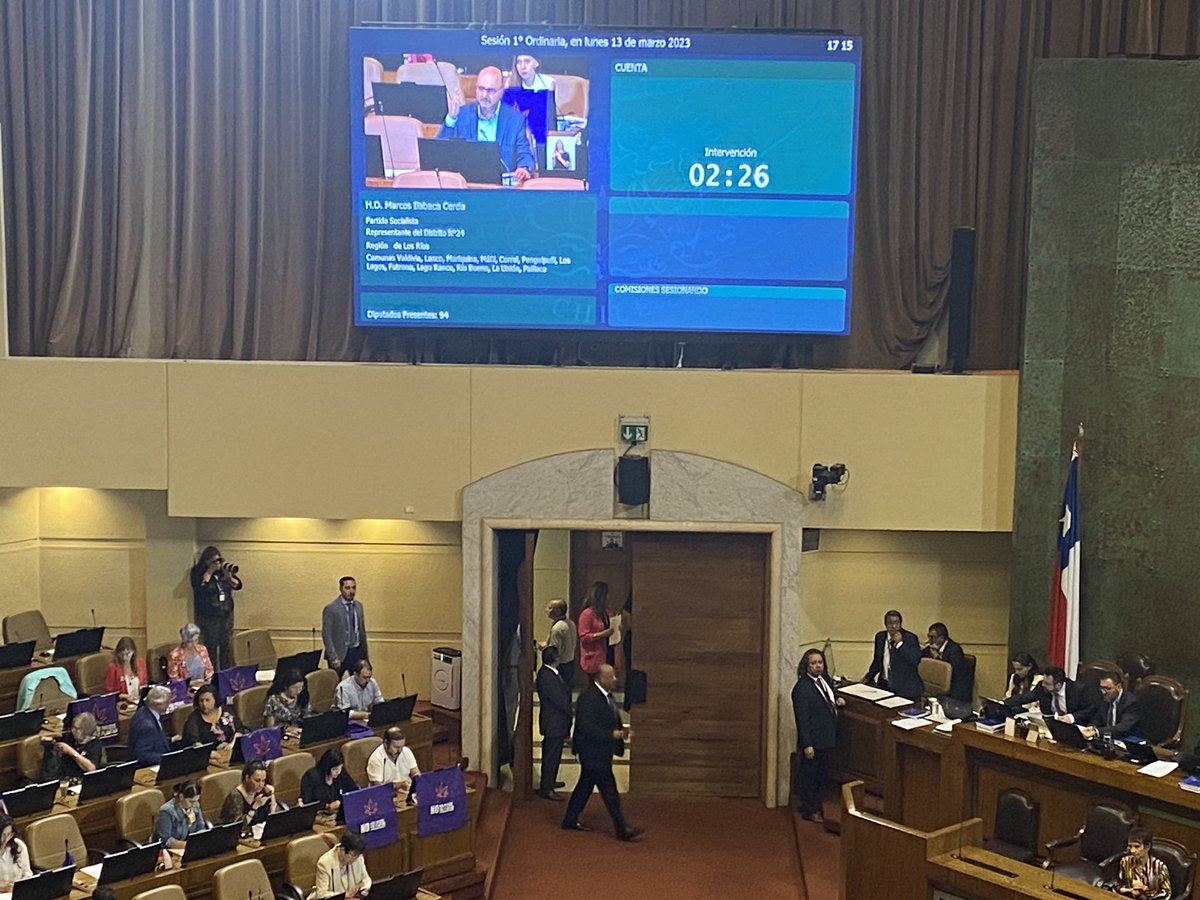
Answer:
top-left (440, 66), bottom-right (534, 183)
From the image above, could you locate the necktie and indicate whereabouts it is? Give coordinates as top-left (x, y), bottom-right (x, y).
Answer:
top-left (883, 641), bottom-right (892, 681)
top-left (817, 678), bottom-right (836, 714)
top-left (1110, 700), bottom-right (1117, 727)
top-left (346, 602), bottom-right (358, 645)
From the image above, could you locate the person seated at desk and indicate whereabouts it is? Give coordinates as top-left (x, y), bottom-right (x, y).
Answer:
top-left (263, 669), bottom-right (311, 734)
top-left (862, 609), bottom-right (924, 702)
top-left (309, 831), bottom-right (371, 900)
top-left (104, 637), bottom-right (148, 705)
top-left (300, 748), bottom-right (359, 822)
top-left (0, 814), bottom-right (33, 891)
top-left (922, 622), bottom-right (972, 702)
top-left (1083, 673), bottom-right (1142, 741)
top-left (182, 683), bottom-right (246, 749)
top-left (47, 711), bottom-right (106, 779)
top-left (1104, 826), bottom-right (1170, 899)
top-left (510, 53), bottom-right (555, 92)
top-left (334, 659), bottom-right (383, 723)
top-left (439, 66), bottom-right (534, 184)
top-left (1006, 652), bottom-right (1043, 700)
top-left (153, 780), bottom-right (211, 850)
top-left (129, 684), bottom-right (180, 767)
top-left (366, 726), bottom-right (421, 792)
top-left (220, 760), bottom-right (279, 831)
top-left (1006, 665), bottom-right (1098, 724)
top-left (167, 622), bottom-right (214, 690)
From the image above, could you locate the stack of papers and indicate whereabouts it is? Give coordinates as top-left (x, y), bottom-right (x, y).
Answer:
top-left (1137, 760), bottom-right (1178, 778)
top-left (1180, 774), bottom-right (1200, 793)
top-left (838, 683), bottom-right (894, 701)
top-left (975, 720), bottom-right (1005, 733)
top-left (876, 696), bottom-right (912, 709)
top-left (891, 716), bottom-right (934, 730)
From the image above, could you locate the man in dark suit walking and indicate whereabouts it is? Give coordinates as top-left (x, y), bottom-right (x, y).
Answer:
top-left (535, 646), bottom-right (572, 801)
top-left (863, 609), bottom-right (924, 701)
top-left (561, 664), bottom-right (643, 841)
top-left (792, 648), bottom-right (845, 823)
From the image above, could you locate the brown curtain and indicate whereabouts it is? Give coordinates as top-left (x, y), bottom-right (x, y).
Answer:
top-left (3, 1), bottom-right (1199, 366)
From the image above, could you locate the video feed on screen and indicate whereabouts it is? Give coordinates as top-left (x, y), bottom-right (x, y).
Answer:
top-left (351, 28), bottom-right (862, 335)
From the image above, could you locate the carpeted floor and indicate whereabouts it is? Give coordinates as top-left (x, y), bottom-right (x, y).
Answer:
top-left (489, 794), bottom-right (805, 899)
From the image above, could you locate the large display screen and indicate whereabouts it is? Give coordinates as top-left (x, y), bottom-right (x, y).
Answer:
top-left (350, 27), bottom-right (862, 335)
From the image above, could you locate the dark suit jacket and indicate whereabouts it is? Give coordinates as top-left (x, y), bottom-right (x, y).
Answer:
top-left (438, 102), bottom-right (535, 172)
top-left (1089, 689), bottom-right (1141, 738)
top-left (923, 638), bottom-right (972, 702)
top-left (571, 683), bottom-right (623, 767)
top-left (1009, 678), bottom-right (1099, 724)
top-left (865, 629), bottom-right (924, 701)
top-left (128, 704), bottom-right (173, 766)
top-left (536, 664), bottom-right (573, 739)
top-left (792, 674), bottom-right (839, 752)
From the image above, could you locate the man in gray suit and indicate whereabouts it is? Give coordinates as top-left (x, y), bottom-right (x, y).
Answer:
top-left (322, 576), bottom-right (369, 676)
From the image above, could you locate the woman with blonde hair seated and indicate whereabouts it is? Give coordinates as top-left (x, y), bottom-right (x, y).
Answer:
top-left (168, 623), bottom-right (214, 689)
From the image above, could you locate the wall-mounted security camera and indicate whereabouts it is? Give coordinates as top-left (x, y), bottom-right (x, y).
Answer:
top-left (809, 463), bottom-right (848, 501)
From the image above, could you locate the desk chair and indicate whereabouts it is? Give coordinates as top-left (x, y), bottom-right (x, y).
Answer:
top-left (364, 57), bottom-right (384, 111)
top-left (148, 642), bottom-right (176, 683)
top-left (983, 789), bottom-right (1039, 864)
top-left (342, 736), bottom-right (382, 788)
top-left (521, 177), bottom-right (586, 190)
top-left (268, 751), bottom-right (314, 807)
top-left (305, 669), bottom-right (339, 713)
top-left (132, 887), bottom-right (188, 900)
top-left (552, 74), bottom-right (590, 116)
top-left (3, 610), bottom-right (53, 653)
top-left (75, 652), bottom-right (110, 697)
top-left (1135, 675), bottom-right (1188, 748)
top-left (24, 813), bottom-right (98, 869)
top-left (1076, 659), bottom-right (1121, 697)
top-left (917, 658), bottom-right (952, 697)
top-left (116, 788), bottom-right (164, 847)
top-left (1045, 801), bottom-right (1136, 887)
top-left (962, 652), bottom-right (978, 702)
top-left (395, 61), bottom-right (460, 95)
top-left (212, 859), bottom-right (275, 900)
top-left (199, 769), bottom-right (242, 824)
top-left (365, 115), bottom-right (422, 173)
top-left (1151, 837), bottom-right (1196, 900)
top-left (391, 170), bottom-right (467, 189)
top-left (1116, 650), bottom-right (1155, 691)
top-left (18, 733), bottom-right (45, 781)
top-left (280, 832), bottom-right (337, 900)
top-left (233, 684), bottom-right (270, 731)
top-left (23, 671), bottom-right (75, 716)
top-left (233, 629), bottom-right (277, 670)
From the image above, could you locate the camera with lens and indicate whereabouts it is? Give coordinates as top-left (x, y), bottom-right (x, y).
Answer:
top-left (221, 561), bottom-right (239, 575)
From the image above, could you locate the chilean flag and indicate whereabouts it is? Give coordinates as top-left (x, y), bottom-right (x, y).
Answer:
top-left (1047, 443), bottom-right (1080, 675)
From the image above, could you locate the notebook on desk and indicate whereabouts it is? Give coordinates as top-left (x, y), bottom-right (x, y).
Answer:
top-left (156, 742), bottom-right (216, 782)
top-left (0, 640), bottom-right (36, 670)
top-left (299, 708), bottom-right (349, 747)
top-left (0, 707), bottom-right (45, 742)
top-left (260, 801), bottom-right (320, 841)
top-left (13, 864), bottom-right (74, 900)
top-left (1045, 716), bottom-right (1090, 749)
top-left (372, 81), bottom-right (448, 123)
top-left (78, 760), bottom-right (138, 801)
top-left (368, 693), bottom-right (418, 728)
top-left (97, 842), bottom-right (162, 884)
top-left (180, 821), bottom-right (243, 864)
top-left (368, 869), bottom-right (424, 900)
top-left (52, 627), bottom-right (104, 659)
top-left (0, 779), bottom-right (58, 817)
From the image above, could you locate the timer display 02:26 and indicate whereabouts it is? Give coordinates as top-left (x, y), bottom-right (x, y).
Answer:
top-left (688, 162), bottom-right (770, 189)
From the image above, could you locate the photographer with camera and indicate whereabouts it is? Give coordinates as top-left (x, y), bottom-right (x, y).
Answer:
top-left (190, 545), bottom-right (243, 670)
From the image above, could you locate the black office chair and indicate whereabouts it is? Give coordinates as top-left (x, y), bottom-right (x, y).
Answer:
top-left (1153, 837), bottom-right (1197, 900)
top-left (1076, 659), bottom-right (1122, 697)
top-left (1045, 802), bottom-right (1136, 886)
top-left (1134, 675), bottom-right (1189, 749)
top-left (984, 788), bottom-right (1039, 864)
top-left (1115, 650), bottom-right (1155, 692)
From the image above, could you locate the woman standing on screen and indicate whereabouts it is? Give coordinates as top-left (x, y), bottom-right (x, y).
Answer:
top-left (510, 54), bottom-right (555, 91)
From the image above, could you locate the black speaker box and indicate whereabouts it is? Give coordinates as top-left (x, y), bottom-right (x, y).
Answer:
top-left (947, 226), bottom-right (976, 374)
top-left (616, 456), bottom-right (650, 505)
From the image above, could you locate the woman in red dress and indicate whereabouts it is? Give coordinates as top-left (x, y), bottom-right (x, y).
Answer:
top-left (104, 636), bottom-right (148, 704)
top-left (577, 581), bottom-right (616, 680)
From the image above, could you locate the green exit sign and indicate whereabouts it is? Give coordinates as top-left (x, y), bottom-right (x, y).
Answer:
top-left (620, 419), bottom-right (649, 444)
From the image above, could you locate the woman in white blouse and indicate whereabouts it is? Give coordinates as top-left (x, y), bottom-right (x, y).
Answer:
top-left (310, 831), bottom-right (371, 899)
top-left (0, 814), bottom-right (33, 891)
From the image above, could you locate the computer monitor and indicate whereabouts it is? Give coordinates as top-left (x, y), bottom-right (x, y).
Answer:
top-left (52, 627), bottom-right (104, 659)
top-left (77, 761), bottom-right (138, 802)
top-left (0, 640), bottom-right (36, 670)
top-left (156, 743), bottom-right (216, 782)
top-left (368, 870), bottom-right (425, 900)
top-left (372, 81), bottom-right (448, 123)
top-left (12, 864), bottom-right (75, 900)
top-left (299, 709), bottom-right (349, 747)
top-left (260, 801), bottom-right (320, 841)
top-left (417, 138), bottom-right (502, 185)
top-left (1045, 717), bottom-right (1090, 749)
top-left (180, 821), bottom-right (243, 864)
top-left (0, 708), bottom-right (45, 742)
top-left (0, 780), bottom-right (59, 818)
top-left (368, 693), bottom-right (418, 728)
top-left (96, 842), bottom-right (162, 884)
top-left (270, 651), bottom-right (322, 695)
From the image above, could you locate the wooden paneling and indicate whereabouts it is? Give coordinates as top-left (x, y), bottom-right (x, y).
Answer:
top-left (628, 532), bottom-right (766, 798)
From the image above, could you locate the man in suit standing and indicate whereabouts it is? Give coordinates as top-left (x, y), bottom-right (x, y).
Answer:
top-left (439, 66), bottom-right (535, 183)
top-left (321, 576), bottom-right (369, 676)
top-left (862, 609), bottom-right (924, 701)
top-left (792, 648), bottom-right (845, 823)
top-left (922, 622), bottom-right (972, 702)
top-left (1083, 673), bottom-right (1142, 740)
top-left (535, 646), bottom-right (572, 801)
top-left (561, 664), bottom-right (643, 841)
top-left (1005, 665), bottom-right (1099, 724)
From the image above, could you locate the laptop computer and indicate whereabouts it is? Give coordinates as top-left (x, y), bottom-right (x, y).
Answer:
top-left (368, 693), bottom-right (418, 728)
top-left (1046, 717), bottom-right (1091, 749)
top-left (260, 801), bottom-right (320, 841)
top-left (180, 821), bottom-right (243, 864)
top-left (1121, 736), bottom-right (1158, 764)
top-left (369, 869), bottom-right (424, 900)
top-left (156, 742), bottom-right (216, 782)
top-left (271, 650), bottom-right (322, 694)
top-left (980, 697), bottom-right (1014, 720)
top-left (299, 709), bottom-right (349, 747)
top-left (78, 760), bottom-right (138, 801)
top-left (12, 864), bottom-right (75, 900)
top-left (418, 138), bottom-right (502, 185)
top-left (97, 842), bottom-right (162, 884)
top-left (502, 88), bottom-right (556, 145)
top-left (0, 640), bottom-right (36, 670)
top-left (372, 81), bottom-right (448, 123)
top-left (0, 707), bottom-right (45, 742)
top-left (52, 627), bottom-right (104, 659)
top-left (1, 779), bottom-right (59, 817)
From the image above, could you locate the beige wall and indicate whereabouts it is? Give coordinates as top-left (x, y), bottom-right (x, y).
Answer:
top-left (530, 529), bottom-right (571, 643)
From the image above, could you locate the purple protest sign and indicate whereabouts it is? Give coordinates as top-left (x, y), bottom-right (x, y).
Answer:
top-left (237, 727), bottom-right (282, 762)
top-left (66, 692), bottom-right (119, 740)
top-left (414, 766), bottom-right (467, 837)
top-left (216, 665), bottom-right (258, 702)
top-left (343, 783), bottom-right (398, 849)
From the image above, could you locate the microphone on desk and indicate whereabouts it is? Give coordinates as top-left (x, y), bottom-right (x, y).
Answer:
top-left (311, 628), bottom-right (317, 650)
top-left (91, 608), bottom-right (97, 628)
top-left (402, 674), bottom-right (408, 695)
top-left (246, 639), bottom-right (253, 667)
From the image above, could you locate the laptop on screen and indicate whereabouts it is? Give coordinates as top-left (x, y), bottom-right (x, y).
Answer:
top-left (260, 801), bottom-right (320, 841)
top-left (180, 821), bottom-right (243, 864)
top-left (299, 708), bottom-right (349, 747)
top-left (0, 640), bottom-right (36, 670)
top-left (372, 81), bottom-right (448, 123)
top-left (368, 869), bottom-right (425, 900)
top-left (0, 707), bottom-right (45, 742)
top-left (52, 627), bottom-right (104, 659)
top-left (368, 693), bottom-right (418, 728)
top-left (12, 864), bottom-right (75, 900)
top-left (97, 842), bottom-right (162, 884)
top-left (78, 761), bottom-right (138, 802)
top-left (156, 743), bottom-right (216, 782)
top-left (417, 138), bottom-right (502, 185)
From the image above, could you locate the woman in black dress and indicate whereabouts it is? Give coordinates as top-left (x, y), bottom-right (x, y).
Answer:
top-left (299, 748), bottom-right (359, 821)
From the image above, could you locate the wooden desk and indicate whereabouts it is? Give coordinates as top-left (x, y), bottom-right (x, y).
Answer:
top-left (927, 846), bottom-right (1116, 900)
top-left (830, 692), bottom-right (899, 795)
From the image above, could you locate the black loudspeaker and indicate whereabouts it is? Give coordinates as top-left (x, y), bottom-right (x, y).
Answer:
top-left (947, 226), bottom-right (976, 374)
top-left (616, 456), bottom-right (650, 505)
